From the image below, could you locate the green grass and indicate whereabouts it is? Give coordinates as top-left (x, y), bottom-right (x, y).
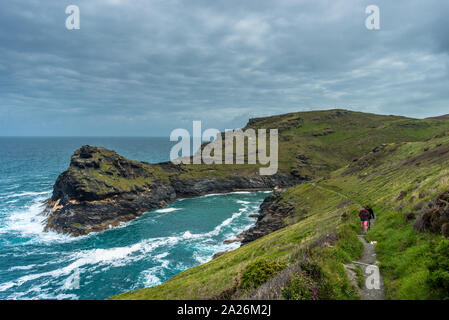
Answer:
top-left (111, 177), bottom-right (364, 300)
top-left (240, 259), bottom-right (287, 290)
top-left (112, 125), bottom-right (449, 300)
top-left (51, 109), bottom-right (444, 299)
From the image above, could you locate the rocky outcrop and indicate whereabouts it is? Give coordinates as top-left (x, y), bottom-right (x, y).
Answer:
top-left (238, 189), bottom-right (296, 244)
top-left (44, 145), bottom-right (304, 236)
top-left (414, 191), bottom-right (449, 237)
top-left (44, 146), bottom-right (177, 235)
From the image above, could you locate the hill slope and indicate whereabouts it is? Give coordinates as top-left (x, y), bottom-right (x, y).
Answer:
top-left (111, 115), bottom-right (449, 300)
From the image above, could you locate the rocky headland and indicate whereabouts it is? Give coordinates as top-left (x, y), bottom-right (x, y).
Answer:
top-left (44, 145), bottom-right (301, 236)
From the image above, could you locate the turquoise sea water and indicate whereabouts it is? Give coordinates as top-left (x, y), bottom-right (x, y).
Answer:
top-left (0, 138), bottom-right (267, 300)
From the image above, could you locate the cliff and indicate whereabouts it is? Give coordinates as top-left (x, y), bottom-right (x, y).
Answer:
top-left (44, 146), bottom-right (297, 235)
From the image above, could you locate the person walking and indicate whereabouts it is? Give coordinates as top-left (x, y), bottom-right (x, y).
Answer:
top-left (359, 206), bottom-right (371, 234)
top-left (366, 205), bottom-right (375, 230)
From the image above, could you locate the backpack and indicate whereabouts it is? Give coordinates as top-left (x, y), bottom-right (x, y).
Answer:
top-left (359, 209), bottom-right (370, 220)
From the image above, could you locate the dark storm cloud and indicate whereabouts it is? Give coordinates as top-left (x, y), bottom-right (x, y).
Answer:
top-left (0, 0), bottom-right (448, 136)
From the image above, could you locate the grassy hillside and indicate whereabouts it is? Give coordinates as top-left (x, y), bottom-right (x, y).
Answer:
top-left (237, 109), bottom-right (449, 177)
top-left (113, 183), bottom-right (365, 300)
top-left (112, 116), bottom-right (449, 300)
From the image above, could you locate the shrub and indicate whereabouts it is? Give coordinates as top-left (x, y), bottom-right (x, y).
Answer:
top-left (240, 259), bottom-right (287, 290)
top-left (403, 211), bottom-right (416, 222)
top-left (414, 191), bottom-right (449, 236)
top-left (334, 225), bottom-right (363, 262)
top-left (282, 261), bottom-right (333, 300)
top-left (428, 239), bottom-right (449, 299)
top-left (282, 272), bottom-right (320, 300)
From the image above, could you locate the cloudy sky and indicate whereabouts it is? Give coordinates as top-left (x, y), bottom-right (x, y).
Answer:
top-left (0, 0), bottom-right (448, 136)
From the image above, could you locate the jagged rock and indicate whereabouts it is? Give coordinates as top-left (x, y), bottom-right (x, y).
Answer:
top-left (223, 239), bottom-right (239, 244)
top-left (212, 251), bottom-right (228, 259)
top-left (238, 189), bottom-right (296, 244)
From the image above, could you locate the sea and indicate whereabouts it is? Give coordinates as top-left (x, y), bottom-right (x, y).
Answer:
top-left (0, 137), bottom-right (268, 300)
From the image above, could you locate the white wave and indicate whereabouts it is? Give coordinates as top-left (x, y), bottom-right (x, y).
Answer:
top-left (190, 191), bottom-right (269, 208)
top-left (193, 250), bottom-right (211, 264)
top-left (140, 272), bottom-right (162, 287)
top-left (180, 207), bottom-right (247, 241)
top-left (34, 293), bottom-right (78, 300)
top-left (200, 193), bottom-right (222, 198)
top-left (8, 287), bottom-right (78, 300)
top-left (200, 191), bottom-right (253, 198)
top-left (1, 190), bottom-right (51, 200)
top-left (191, 237), bottom-right (243, 264)
top-left (1, 184), bottom-right (20, 191)
top-left (182, 231), bottom-right (195, 239)
top-left (154, 207), bottom-right (181, 213)
top-left (8, 264), bottom-right (37, 271)
top-left (0, 235), bottom-right (181, 293)
top-left (138, 253), bottom-right (171, 288)
top-left (1, 196), bottom-right (74, 243)
top-left (182, 208), bottom-right (246, 241)
top-left (154, 252), bottom-right (169, 259)
top-left (67, 236), bottom-right (179, 270)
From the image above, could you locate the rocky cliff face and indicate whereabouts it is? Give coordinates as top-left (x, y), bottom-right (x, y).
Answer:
top-left (238, 189), bottom-right (296, 244)
top-left (45, 146), bottom-right (177, 235)
top-left (44, 145), bottom-right (303, 236)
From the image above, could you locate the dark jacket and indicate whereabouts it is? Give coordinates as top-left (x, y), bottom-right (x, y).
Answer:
top-left (359, 209), bottom-right (371, 221)
top-left (367, 206), bottom-right (375, 219)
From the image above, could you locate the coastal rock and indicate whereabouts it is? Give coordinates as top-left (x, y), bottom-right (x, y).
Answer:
top-left (44, 145), bottom-right (303, 236)
top-left (238, 190), bottom-right (296, 244)
top-left (45, 146), bottom-right (177, 235)
top-left (212, 251), bottom-right (228, 259)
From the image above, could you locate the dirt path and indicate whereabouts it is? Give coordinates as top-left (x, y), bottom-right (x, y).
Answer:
top-left (312, 184), bottom-right (386, 299)
top-left (347, 233), bottom-right (386, 300)
top-left (313, 184), bottom-right (358, 204)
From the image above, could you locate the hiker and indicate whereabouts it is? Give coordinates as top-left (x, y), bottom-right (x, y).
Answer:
top-left (359, 206), bottom-right (371, 234)
top-left (366, 205), bottom-right (375, 230)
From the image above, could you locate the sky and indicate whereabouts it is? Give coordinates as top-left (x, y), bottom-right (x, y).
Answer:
top-left (0, 0), bottom-right (448, 136)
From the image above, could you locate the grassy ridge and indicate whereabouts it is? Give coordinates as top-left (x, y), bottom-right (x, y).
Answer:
top-left (239, 109), bottom-right (449, 177)
top-left (309, 133), bottom-right (449, 299)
